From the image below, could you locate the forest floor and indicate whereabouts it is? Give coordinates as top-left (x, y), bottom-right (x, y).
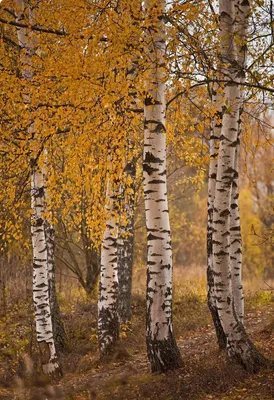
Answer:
top-left (1, 278), bottom-right (274, 400)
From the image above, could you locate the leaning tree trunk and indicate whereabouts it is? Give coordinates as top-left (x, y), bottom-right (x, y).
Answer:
top-left (212, 0), bottom-right (265, 372)
top-left (207, 86), bottom-right (227, 349)
top-left (117, 161), bottom-right (136, 324)
top-left (16, 0), bottom-right (61, 375)
top-left (45, 222), bottom-right (68, 354)
top-left (143, 0), bottom-right (182, 373)
top-left (98, 181), bottom-right (120, 356)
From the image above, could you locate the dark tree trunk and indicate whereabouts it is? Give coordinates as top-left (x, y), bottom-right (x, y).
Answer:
top-left (0, 256), bottom-right (7, 318)
top-left (46, 223), bottom-right (68, 355)
top-left (84, 237), bottom-right (100, 296)
top-left (117, 161), bottom-right (136, 324)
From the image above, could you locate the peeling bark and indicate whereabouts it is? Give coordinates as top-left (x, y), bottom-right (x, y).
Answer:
top-left (143, 0), bottom-right (182, 373)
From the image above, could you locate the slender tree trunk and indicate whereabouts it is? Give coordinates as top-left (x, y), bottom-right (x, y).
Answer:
top-left (16, 0), bottom-right (61, 375)
top-left (45, 222), bottom-right (68, 354)
top-left (229, 0), bottom-right (251, 323)
top-left (117, 52), bottom-right (139, 324)
top-left (143, 0), bottom-right (182, 373)
top-left (98, 182), bottom-right (120, 356)
top-left (230, 141), bottom-right (244, 322)
top-left (118, 161), bottom-right (136, 324)
top-left (207, 87), bottom-right (227, 349)
top-left (85, 252), bottom-right (100, 296)
top-left (31, 168), bottom-right (61, 375)
top-left (212, 0), bottom-right (265, 372)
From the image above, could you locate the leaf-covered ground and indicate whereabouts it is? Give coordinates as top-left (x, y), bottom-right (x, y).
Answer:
top-left (1, 288), bottom-right (274, 400)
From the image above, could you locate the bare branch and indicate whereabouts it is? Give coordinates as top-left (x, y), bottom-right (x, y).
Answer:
top-left (0, 16), bottom-right (67, 36)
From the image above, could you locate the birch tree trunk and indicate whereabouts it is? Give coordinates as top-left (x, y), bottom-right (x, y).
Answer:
top-left (207, 87), bottom-right (227, 349)
top-left (117, 161), bottom-right (136, 324)
top-left (16, 0), bottom-right (61, 375)
top-left (212, 0), bottom-right (265, 372)
top-left (230, 142), bottom-right (244, 322)
top-left (229, 0), bottom-right (251, 323)
top-left (98, 181), bottom-right (120, 356)
top-left (143, 0), bottom-right (182, 373)
top-left (31, 168), bottom-right (61, 375)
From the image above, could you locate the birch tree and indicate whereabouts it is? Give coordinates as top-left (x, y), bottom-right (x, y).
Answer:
top-left (98, 180), bottom-right (120, 356)
top-left (207, 0), bottom-right (247, 336)
top-left (207, 86), bottom-right (227, 349)
top-left (229, 0), bottom-right (251, 323)
top-left (212, 0), bottom-right (266, 371)
top-left (143, 0), bottom-right (182, 373)
top-left (16, 0), bottom-right (61, 375)
top-left (31, 166), bottom-right (61, 375)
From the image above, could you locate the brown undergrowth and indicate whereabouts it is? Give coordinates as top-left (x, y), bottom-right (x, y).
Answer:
top-left (1, 277), bottom-right (274, 400)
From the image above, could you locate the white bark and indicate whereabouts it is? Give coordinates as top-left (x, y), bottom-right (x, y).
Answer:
top-left (212, 0), bottom-right (242, 352)
top-left (230, 143), bottom-right (244, 322)
top-left (98, 181), bottom-right (119, 355)
top-left (207, 87), bottom-right (227, 348)
top-left (143, 0), bottom-right (182, 372)
top-left (229, 0), bottom-right (251, 323)
top-left (212, 0), bottom-right (265, 371)
top-left (31, 169), bottom-right (59, 374)
top-left (16, 0), bottom-right (60, 374)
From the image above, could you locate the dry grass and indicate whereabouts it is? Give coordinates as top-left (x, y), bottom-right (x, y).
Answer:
top-left (1, 267), bottom-right (274, 399)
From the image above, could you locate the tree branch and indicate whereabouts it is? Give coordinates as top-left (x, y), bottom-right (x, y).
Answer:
top-left (167, 78), bottom-right (274, 108)
top-left (0, 16), bottom-right (67, 36)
